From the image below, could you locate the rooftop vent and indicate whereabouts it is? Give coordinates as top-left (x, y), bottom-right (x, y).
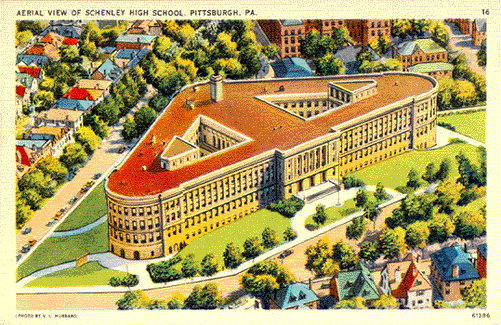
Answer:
top-left (141, 165), bottom-right (146, 171)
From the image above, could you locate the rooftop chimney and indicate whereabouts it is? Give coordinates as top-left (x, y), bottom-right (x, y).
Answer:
top-left (451, 265), bottom-right (459, 278)
top-left (210, 74), bottom-right (223, 103)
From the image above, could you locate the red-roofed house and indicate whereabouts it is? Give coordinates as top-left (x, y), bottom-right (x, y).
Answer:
top-left (63, 88), bottom-right (99, 101)
top-left (26, 43), bottom-right (59, 60)
top-left (63, 38), bottom-right (79, 46)
top-left (39, 32), bottom-right (66, 48)
top-left (16, 85), bottom-right (30, 117)
top-left (391, 261), bottom-right (432, 309)
top-left (18, 66), bottom-right (43, 79)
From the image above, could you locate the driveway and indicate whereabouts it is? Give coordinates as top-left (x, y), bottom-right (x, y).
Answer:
top-left (445, 22), bottom-right (485, 76)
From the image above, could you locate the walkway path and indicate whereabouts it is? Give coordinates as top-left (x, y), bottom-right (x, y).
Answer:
top-left (432, 126), bottom-right (485, 150)
top-left (50, 216), bottom-right (107, 238)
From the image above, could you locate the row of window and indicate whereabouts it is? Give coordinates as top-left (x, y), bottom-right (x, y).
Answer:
top-left (341, 134), bottom-right (409, 165)
top-left (286, 145), bottom-right (330, 180)
top-left (281, 100), bottom-right (329, 110)
top-left (109, 203), bottom-right (158, 217)
top-left (111, 216), bottom-right (160, 231)
top-left (111, 228), bottom-right (161, 244)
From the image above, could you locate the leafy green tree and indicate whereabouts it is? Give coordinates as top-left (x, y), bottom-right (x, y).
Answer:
top-left (404, 221), bottom-right (430, 250)
top-left (299, 30), bottom-right (335, 59)
top-left (223, 242), bottom-right (243, 269)
top-left (148, 94), bottom-right (170, 112)
top-left (16, 201), bottom-right (33, 229)
top-left (262, 44), bottom-right (280, 58)
top-left (332, 240), bottom-right (357, 270)
top-left (59, 142), bottom-right (88, 169)
top-left (239, 44), bottom-right (261, 78)
top-left (37, 157), bottom-right (68, 183)
top-left (332, 26), bottom-right (350, 47)
top-left (384, 58), bottom-right (403, 71)
top-left (335, 297), bottom-right (366, 309)
top-left (430, 22), bottom-right (449, 48)
top-left (315, 54), bottom-right (346, 76)
top-left (369, 35), bottom-right (390, 56)
top-left (356, 49), bottom-right (373, 62)
top-left (372, 294), bottom-right (399, 309)
top-left (18, 169), bottom-right (47, 192)
top-left (16, 29), bottom-right (33, 48)
top-left (116, 290), bottom-right (150, 310)
top-left (166, 293), bottom-right (185, 309)
top-left (153, 36), bottom-right (174, 61)
top-left (342, 175), bottom-right (365, 188)
top-left (268, 197), bottom-right (304, 218)
top-left (391, 20), bottom-right (412, 38)
top-left (59, 45), bottom-right (82, 64)
top-left (437, 78), bottom-right (455, 110)
top-left (33, 91), bottom-right (55, 111)
top-left (16, 21), bottom-right (48, 35)
top-left (374, 182), bottom-right (388, 202)
top-left (428, 214), bottom-right (455, 243)
top-left (461, 279), bottom-right (486, 308)
top-left (435, 158), bottom-right (451, 181)
top-left (422, 163), bottom-right (437, 184)
top-left (261, 227), bottom-right (279, 249)
top-left (283, 227), bottom-right (298, 241)
top-left (454, 211), bottom-right (486, 239)
top-left (242, 236), bottom-right (264, 260)
top-left (355, 189), bottom-right (369, 208)
top-left (377, 229), bottom-right (401, 259)
top-left (305, 237), bottom-right (339, 277)
top-left (181, 254), bottom-right (200, 279)
top-left (134, 106), bottom-right (158, 136)
top-left (363, 201), bottom-right (381, 231)
top-left (240, 260), bottom-right (295, 295)
top-left (406, 168), bottom-right (421, 189)
top-left (346, 216), bottom-right (367, 240)
top-left (358, 60), bottom-right (387, 73)
top-left (93, 97), bottom-right (120, 124)
top-left (477, 42), bottom-right (486, 67)
top-left (122, 117), bottom-right (138, 142)
top-left (76, 126), bottom-right (101, 154)
top-left (456, 151), bottom-right (481, 188)
top-left (84, 115), bottom-right (110, 139)
top-left (358, 241), bottom-right (379, 264)
top-left (435, 180), bottom-right (461, 214)
top-left (312, 204), bottom-right (327, 225)
top-left (200, 253), bottom-right (219, 277)
top-left (410, 19), bottom-right (429, 37)
top-left (21, 189), bottom-right (42, 210)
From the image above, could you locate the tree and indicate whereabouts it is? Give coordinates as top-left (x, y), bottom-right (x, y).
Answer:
top-left (223, 242), bottom-right (243, 269)
top-left (133, 106), bottom-right (158, 136)
top-left (153, 36), bottom-right (174, 60)
top-left (335, 297), bottom-right (366, 309)
top-left (369, 35), bottom-right (390, 56)
top-left (299, 30), bottom-right (335, 59)
top-left (16, 20), bottom-right (48, 35)
top-left (184, 282), bottom-right (223, 309)
top-left (477, 42), bottom-right (486, 67)
top-left (356, 49), bottom-right (373, 62)
top-left (384, 58), bottom-right (403, 71)
top-left (261, 227), bottom-right (279, 249)
top-left (167, 293), bottom-right (185, 309)
top-left (410, 19), bottom-right (429, 37)
top-left (342, 175), bottom-right (365, 189)
top-left (358, 60), bottom-right (387, 73)
top-left (377, 229), bottom-right (401, 259)
top-left (430, 21), bottom-right (450, 48)
top-left (148, 93), bottom-right (170, 112)
top-left (406, 168), bottom-right (421, 189)
top-left (33, 91), bottom-right (55, 111)
top-left (59, 142), bottom-right (88, 169)
top-left (37, 157), bottom-right (68, 183)
top-left (240, 260), bottom-right (295, 296)
top-left (242, 236), bottom-right (264, 260)
top-left (305, 237), bottom-right (339, 277)
top-left (16, 29), bottom-right (32, 48)
top-left (21, 189), bottom-right (42, 210)
top-left (435, 158), bottom-right (451, 182)
top-left (312, 204), bottom-right (327, 226)
top-left (16, 201), bottom-right (33, 229)
top-left (84, 115), bottom-right (110, 139)
top-left (283, 227), bottom-right (298, 241)
top-left (268, 197), bottom-right (304, 218)
top-left (437, 78), bottom-right (455, 110)
top-left (435, 180), bottom-right (461, 214)
top-left (59, 45), bottom-right (82, 64)
top-left (18, 169), bottom-right (48, 192)
top-left (76, 126), bottom-right (101, 154)
top-left (374, 182), bottom-right (388, 202)
top-left (456, 151), bottom-right (481, 188)
top-left (116, 290), bottom-right (151, 310)
top-left (332, 240), bottom-right (357, 270)
top-left (454, 211), bottom-right (486, 239)
top-left (372, 294), bottom-right (399, 309)
top-left (363, 201), bottom-right (381, 231)
top-left (428, 214), bottom-right (455, 243)
top-left (122, 117), bottom-right (138, 142)
top-left (315, 54), bottom-right (346, 76)
top-left (461, 279), bottom-right (486, 308)
top-left (181, 254), bottom-right (200, 279)
top-left (332, 26), bottom-right (350, 47)
top-left (391, 20), bottom-right (412, 38)
top-left (404, 221), bottom-right (430, 250)
top-left (358, 242), bottom-right (379, 264)
top-left (346, 217), bottom-right (367, 240)
top-left (200, 253), bottom-right (219, 277)
top-left (262, 44), bottom-right (280, 59)
top-left (354, 189), bottom-right (369, 208)
top-left (422, 162), bottom-right (437, 184)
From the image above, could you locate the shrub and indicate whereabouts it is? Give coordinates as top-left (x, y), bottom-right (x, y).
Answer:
top-left (342, 175), bottom-right (365, 189)
top-left (268, 197), bottom-right (304, 218)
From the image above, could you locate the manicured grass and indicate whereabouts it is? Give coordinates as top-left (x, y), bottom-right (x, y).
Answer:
top-left (24, 261), bottom-right (128, 288)
top-left (304, 199), bottom-right (360, 231)
top-left (438, 110), bottom-right (486, 143)
top-left (55, 181), bottom-right (106, 232)
top-left (16, 222), bottom-right (108, 281)
top-left (456, 196), bottom-right (486, 215)
top-left (352, 143), bottom-right (482, 190)
top-left (177, 209), bottom-right (291, 265)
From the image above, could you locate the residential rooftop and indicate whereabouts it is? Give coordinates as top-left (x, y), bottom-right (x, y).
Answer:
top-left (408, 62), bottom-right (454, 73)
top-left (397, 38), bottom-right (446, 56)
top-left (38, 108), bottom-right (83, 122)
top-left (115, 34), bottom-right (156, 44)
top-left (431, 243), bottom-right (480, 282)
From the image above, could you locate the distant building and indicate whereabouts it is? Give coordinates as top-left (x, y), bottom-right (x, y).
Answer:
top-left (330, 263), bottom-right (380, 302)
top-left (28, 126), bottom-right (74, 157)
top-left (269, 282), bottom-right (319, 309)
top-left (407, 62), bottom-right (453, 80)
top-left (258, 20), bottom-right (305, 58)
top-left (41, 24), bottom-right (83, 39)
top-left (16, 55), bottom-right (49, 67)
top-left (380, 252), bottom-right (429, 296)
top-left (16, 85), bottom-right (30, 115)
top-left (55, 98), bottom-right (95, 114)
top-left (472, 19), bottom-right (486, 46)
top-left (430, 243), bottom-right (481, 302)
top-left (394, 39), bottom-right (448, 72)
top-left (35, 108), bottom-right (83, 132)
top-left (16, 73), bottom-right (37, 96)
top-left (115, 34), bottom-right (156, 51)
top-left (18, 66), bottom-right (43, 80)
top-left (16, 139), bottom-right (52, 167)
top-left (476, 244), bottom-right (487, 279)
top-left (91, 59), bottom-right (124, 83)
top-left (25, 43), bottom-right (59, 60)
top-left (391, 259), bottom-right (433, 309)
top-left (63, 88), bottom-right (101, 101)
top-left (333, 45), bottom-right (381, 74)
top-left (271, 58), bottom-right (313, 78)
top-left (221, 294), bottom-right (262, 310)
top-left (345, 20), bottom-right (391, 46)
top-left (62, 38), bottom-right (79, 46)
top-left (127, 20), bottom-right (163, 36)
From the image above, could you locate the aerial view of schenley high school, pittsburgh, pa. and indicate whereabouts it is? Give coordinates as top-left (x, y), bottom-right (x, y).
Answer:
top-left (15, 19), bottom-right (487, 311)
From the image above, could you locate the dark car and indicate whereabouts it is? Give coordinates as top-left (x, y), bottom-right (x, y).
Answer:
top-left (118, 146), bottom-right (126, 154)
top-left (16, 253), bottom-right (23, 262)
top-left (279, 249), bottom-right (294, 259)
top-left (21, 244), bottom-right (31, 253)
top-left (69, 196), bottom-right (78, 204)
top-left (23, 227), bottom-right (32, 235)
top-left (93, 173), bottom-right (102, 180)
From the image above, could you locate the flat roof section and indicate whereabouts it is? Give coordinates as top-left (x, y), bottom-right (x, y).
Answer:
top-left (331, 81), bottom-right (374, 92)
top-left (107, 73), bottom-right (434, 197)
top-left (162, 136), bottom-right (197, 158)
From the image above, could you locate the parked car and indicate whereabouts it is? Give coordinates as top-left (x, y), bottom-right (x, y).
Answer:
top-left (86, 180), bottom-right (95, 187)
top-left (23, 227), bottom-right (32, 235)
top-left (69, 196), bottom-right (78, 204)
top-left (46, 220), bottom-right (56, 227)
top-left (80, 186), bottom-right (89, 193)
top-left (59, 207), bottom-right (66, 214)
top-left (16, 253), bottom-right (23, 262)
top-left (93, 173), bottom-right (102, 180)
top-left (118, 146), bottom-right (126, 154)
top-left (279, 249), bottom-right (294, 259)
top-left (28, 238), bottom-right (37, 246)
top-left (54, 212), bottom-right (62, 220)
top-left (21, 244), bottom-right (31, 253)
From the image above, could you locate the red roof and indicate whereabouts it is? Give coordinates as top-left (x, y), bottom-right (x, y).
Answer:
top-left (16, 85), bottom-right (26, 97)
top-left (18, 66), bottom-right (42, 78)
top-left (392, 261), bottom-right (431, 298)
top-left (107, 74), bottom-right (434, 197)
top-left (63, 88), bottom-right (96, 100)
top-left (16, 146), bottom-right (31, 166)
top-left (63, 38), bottom-right (79, 46)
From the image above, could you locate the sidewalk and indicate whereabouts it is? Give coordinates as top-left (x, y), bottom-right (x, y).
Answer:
top-left (432, 126), bottom-right (485, 150)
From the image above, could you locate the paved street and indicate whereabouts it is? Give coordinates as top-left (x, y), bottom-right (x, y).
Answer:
top-left (445, 22), bottom-right (485, 76)
top-left (15, 85), bottom-right (157, 259)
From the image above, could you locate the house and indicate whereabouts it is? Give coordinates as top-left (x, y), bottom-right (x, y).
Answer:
top-left (380, 252), bottom-right (430, 296)
top-left (28, 126), bottom-right (74, 157)
top-left (330, 263), bottom-right (380, 303)
top-left (39, 32), bottom-right (66, 48)
top-left (391, 260), bottom-right (433, 309)
top-left (16, 55), bottom-right (49, 67)
top-left (112, 48), bottom-right (149, 70)
top-left (472, 19), bottom-right (486, 46)
top-left (270, 58), bottom-right (313, 78)
top-left (115, 34), bottom-right (156, 50)
top-left (127, 20), bottom-right (163, 36)
top-left (18, 66), bottom-right (43, 80)
top-left (476, 244), bottom-right (486, 278)
top-left (91, 59), bottom-right (124, 83)
top-left (258, 20), bottom-right (306, 58)
top-left (63, 88), bottom-right (102, 101)
top-left (16, 72), bottom-right (38, 94)
top-left (35, 108), bottom-right (84, 132)
top-left (16, 85), bottom-right (31, 116)
top-left (269, 283), bottom-right (319, 310)
top-left (16, 139), bottom-right (52, 166)
top-left (62, 38), bottom-right (79, 46)
top-left (74, 79), bottom-right (112, 102)
top-left (221, 294), bottom-right (262, 310)
top-left (41, 24), bottom-right (83, 39)
top-left (333, 45), bottom-right (381, 74)
top-left (430, 242), bottom-right (481, 302)
top-left (26, 43), bottom-right (59, 60)
top-left (394, 38), bottom-right (448, 71)
top-left (344, 20), bottom-right (391, 47)
top-left (55, 98), bottom-right (95, 113)
top-left (407, 62), bottom-right (454, 80)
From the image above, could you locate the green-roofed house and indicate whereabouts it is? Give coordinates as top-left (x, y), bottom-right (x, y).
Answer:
top-left (408, 62), bottom-right (453, 80)
top-left (329, 263), bottom-right (381, 302)
top-left (394, 38), bottom-right (448, 72)
top-left (269, 282), bottom-right (319, 310)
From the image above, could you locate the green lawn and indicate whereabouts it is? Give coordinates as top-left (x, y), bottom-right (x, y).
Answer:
top-left (24, 261), bottom-right (128, 288)
top-left (352, 143), bottom-right (483, 190)
top-left (438, 110), bottom-right (486, 143)
top-left (16, 222), bottom-right (108, 281)
top-left (55, 181), bottom-right (106, 232)
top-left (177, 209), bottom-right (291, 265)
